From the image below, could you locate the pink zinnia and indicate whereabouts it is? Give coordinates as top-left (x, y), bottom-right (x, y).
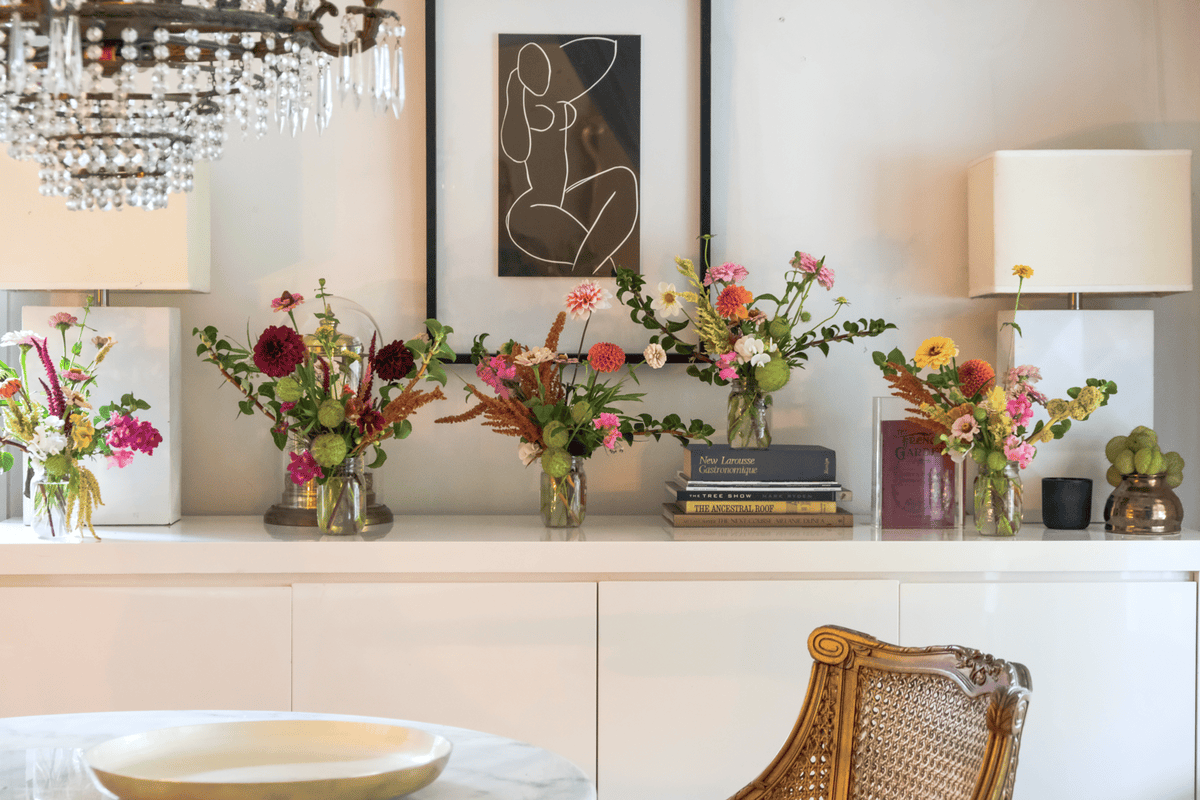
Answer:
top-left (816, 266), bottom-right (835, 290)
top-left (703, 262), bottom-right (750, 286)
top-left (789, 252), bottom-right (822, 274)
top-left (63, 369), bottom-right (89, 382)
top-left (950, 414), bottom-right (979, 443)
top-left (564, 280), bottom-right (612, 320)
top-left (271, 291), bottom-right (304, 312)
top-left (48, 312), bottom-right (78, 330)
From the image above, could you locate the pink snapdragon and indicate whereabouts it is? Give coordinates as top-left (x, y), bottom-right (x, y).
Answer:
top-left (287, 450), bottom-right (323, 484)
top-left (716, 351), bottom-right (739, 381)
top-left (1005, 365), bottom-right (1042, 388)
top-left (1006, 393), bottom-right (1035, 428)
top-left (106, 413), bottom-right (163, 455)
top-left (106, 449), bottom-right (134, 469)
top-left (476, 355), bottom-right (517, 399)
top-left (1003, 435), bottom-right (1036, 469)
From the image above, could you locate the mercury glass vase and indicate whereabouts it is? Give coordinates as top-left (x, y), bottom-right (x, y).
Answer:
top-left (541, 456), bottom-right (586, 528)
top-left (317, 456), bottom-right (367, 535)
top-left (973, 460), bottom-right (1022, 536)
top-left (727, 379), bottom-right (771, 449)
top-left (31, 478), bottom-right (82, 542)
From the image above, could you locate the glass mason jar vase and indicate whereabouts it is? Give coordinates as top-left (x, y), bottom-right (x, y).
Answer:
top-left (541, 456), bottom-right (586, 528)
top-left (727, 379), bottom-right (771, 449)
top-left (974, 459), bottom-right (1022, 536)
top-left (31, 478), bottom-right (82, 542)
top-left (317, 456), bottom-right (367, 535)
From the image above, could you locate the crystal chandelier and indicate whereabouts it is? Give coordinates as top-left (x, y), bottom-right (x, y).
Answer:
top-left (0, 0), bottom-right (406, 210)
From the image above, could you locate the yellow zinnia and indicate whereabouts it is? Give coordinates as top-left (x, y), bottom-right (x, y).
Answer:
top-left (913, 336), bottom-right (959, 370)
top-left (1012, 264), bottom-right (1034, 279)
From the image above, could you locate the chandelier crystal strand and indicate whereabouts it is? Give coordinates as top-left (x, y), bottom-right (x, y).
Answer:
top-left (391, 30), bottom-right (404, 118)
top-left (0, 0), bottom-right (402, 208)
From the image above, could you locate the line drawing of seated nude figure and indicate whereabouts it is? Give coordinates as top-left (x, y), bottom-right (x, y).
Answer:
top-left (500, 36), bottom-right (639, 276)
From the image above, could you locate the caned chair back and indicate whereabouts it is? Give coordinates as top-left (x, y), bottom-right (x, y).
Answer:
top-left (729, 625), bottom-right (1031, 800)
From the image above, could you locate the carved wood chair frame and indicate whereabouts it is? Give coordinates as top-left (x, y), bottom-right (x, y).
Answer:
top-left (730, 625), bottom-right (1032, 800)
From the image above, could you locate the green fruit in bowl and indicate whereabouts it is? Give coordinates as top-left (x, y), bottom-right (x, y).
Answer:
top-left (1104, 436), bottom-right (1129, 463)
top-left (1106, 465), bottom-right (1124, 487)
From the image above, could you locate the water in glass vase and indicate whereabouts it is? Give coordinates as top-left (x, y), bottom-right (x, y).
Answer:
top-left (727, 379), bottom-right (771, 449)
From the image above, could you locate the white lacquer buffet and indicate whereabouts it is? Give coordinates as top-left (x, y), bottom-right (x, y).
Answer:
top-left (0, 515), bottom-right (1197, 800)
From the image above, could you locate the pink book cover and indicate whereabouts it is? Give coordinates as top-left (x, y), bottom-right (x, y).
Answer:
top-left (880, 420), bottom-right (958, 528)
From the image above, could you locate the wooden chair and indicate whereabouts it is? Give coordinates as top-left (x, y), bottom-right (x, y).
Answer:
top-left (729, 625), bottom-right (1032, 800)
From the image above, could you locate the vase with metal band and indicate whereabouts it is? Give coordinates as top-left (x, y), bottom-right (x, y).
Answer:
top-left (31, 478), bottom-right (82, 542)
top-left (974, 459), bottom-right (1022, 536)
top-left (317, 456), bottom-right (367, 535)
top-left (727, 379), bottom-right (771, 449)
top-left (541, 456), bottom-right (586, 528)
top-left (1104, 473), bottom-right (1184, 534)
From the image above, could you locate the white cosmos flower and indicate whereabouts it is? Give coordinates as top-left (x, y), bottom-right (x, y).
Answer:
top-left (651, 283), bottom-right (684, 319)
top-left (0, 330), bottom-right (40, 348)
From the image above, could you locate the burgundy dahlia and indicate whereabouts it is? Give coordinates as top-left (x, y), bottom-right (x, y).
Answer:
top-left (375, 340), bottom-right (415, 382)
top-left (253, 325), bottom-right (307, 378)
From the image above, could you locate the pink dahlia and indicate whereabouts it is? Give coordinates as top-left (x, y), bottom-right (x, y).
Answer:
top-left (253, 325), bottom-right (307, 378)
top-left (564, 280), bottom-right (612, 320)
top-left (587, 342), bottom-right (626, 373)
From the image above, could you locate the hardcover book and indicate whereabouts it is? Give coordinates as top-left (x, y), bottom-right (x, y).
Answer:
top-left (667, 480), bottom-right (849, 504)
top-left (662, 504), bottom-right (853, 528)
top-left (675, 499), bottom-right (837, 514)
top-left (877, 419), bottom-right (958, 528)
top-left (682, 444), bottom-right (836, 483)
top-left (666, 525), bottom-right (855, 541)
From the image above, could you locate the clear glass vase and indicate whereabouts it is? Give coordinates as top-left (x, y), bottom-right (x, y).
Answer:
top-left (541, 456), bottom-right (586, 528)
top-left (317, 456), bottom-right (366, 535)
top-left (973, 460), bottom-right (1022, 536)
top-left (727, 379), bottom-right (771, 449)
top-left (31, 478), bottom-right (82, 542)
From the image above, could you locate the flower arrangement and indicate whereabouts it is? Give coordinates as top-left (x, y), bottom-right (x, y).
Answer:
top-left (872, 265), bottom-right (1117, 535)
top-left (0, 306), bottom-right (163, 538)
top-left (617, 237), bottom-right (895, 389)
top-left (616, 236), bottom-right (895, 446)
top-left (194, 280), bottom-right (454, 487)
top-left (435, 279), bottom-right (714, 526)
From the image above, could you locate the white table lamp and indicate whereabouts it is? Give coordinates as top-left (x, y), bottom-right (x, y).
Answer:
top-left (2, 160), bottom-right (212, 525)
top-left (967, 149), bottom-right (1193, 523)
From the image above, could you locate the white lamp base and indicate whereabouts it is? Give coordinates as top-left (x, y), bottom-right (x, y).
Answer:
top-left (21, 306), bottom-right (182, 525)
top-left (997, 309), bottom-right (1152, 525)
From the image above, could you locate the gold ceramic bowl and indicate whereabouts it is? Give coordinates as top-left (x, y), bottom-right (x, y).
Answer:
top-left (1105, 472), bottom-right (1184, 534)
top-left (85, 720), bottom-right (452, 800)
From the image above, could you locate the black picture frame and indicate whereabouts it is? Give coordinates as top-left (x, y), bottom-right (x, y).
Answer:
top-left (425, 0), bottom-right (711, 362)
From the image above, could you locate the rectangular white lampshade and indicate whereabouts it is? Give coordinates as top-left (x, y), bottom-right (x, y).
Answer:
top-left (0, 160), bottom-right (211, 292)
top-left (968, 150), bottom-right (1192, 296)
top-left (21, 306), bottom-right (181, 525)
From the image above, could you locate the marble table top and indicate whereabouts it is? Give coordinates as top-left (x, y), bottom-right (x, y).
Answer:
top-left (0, 709), bottom-right (596, 799)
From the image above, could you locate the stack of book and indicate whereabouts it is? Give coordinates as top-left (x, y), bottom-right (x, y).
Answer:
top-left (663, 443), bottom-right (853, 532)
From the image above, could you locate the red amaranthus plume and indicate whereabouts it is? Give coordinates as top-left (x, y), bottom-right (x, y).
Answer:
top-left (32, 337), bottom-right (65, 418)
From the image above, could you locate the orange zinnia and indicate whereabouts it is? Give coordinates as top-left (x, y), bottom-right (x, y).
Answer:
top-left (0, 379), bottom-right (20, 399)
top-left (715, 285), bottom-right (754, 320)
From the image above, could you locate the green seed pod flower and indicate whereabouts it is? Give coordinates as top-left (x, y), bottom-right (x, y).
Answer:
top-left (276, 376), bottom-right (302, 403)
top-left (317, 399), bottom-right (345, 428)
top-left (310, 432), bottom-right (348, 468)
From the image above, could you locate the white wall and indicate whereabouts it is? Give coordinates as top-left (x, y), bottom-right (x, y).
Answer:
top-left (6, 0), bottom-right (1199, 519)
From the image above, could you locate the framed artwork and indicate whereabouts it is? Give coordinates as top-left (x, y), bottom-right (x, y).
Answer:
top-left (426, 0), bottom-right (711, 359)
